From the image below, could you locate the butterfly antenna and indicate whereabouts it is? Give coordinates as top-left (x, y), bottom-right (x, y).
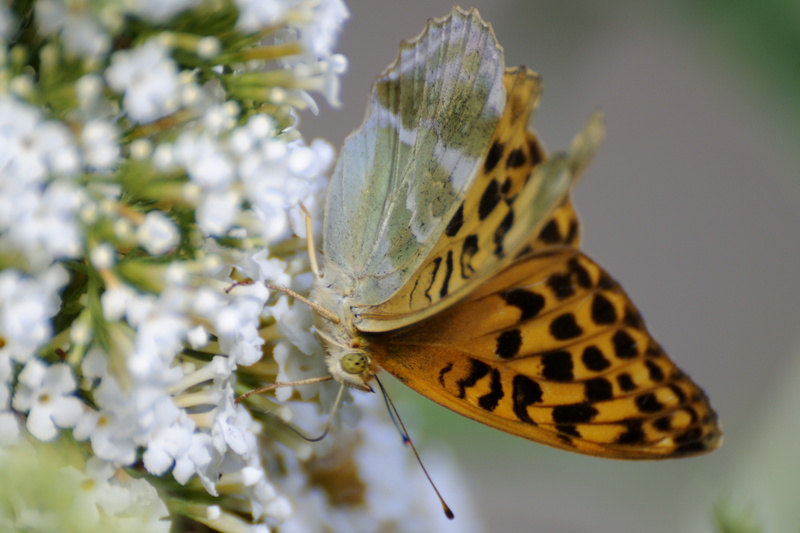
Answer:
top-left (379, 382), bottom-right (406, 442)
top-left (299, 202), bottom-right (320, 278)
top-left (226, 278), bottom-right (341, 324)
top-left (227, 279), bottom-right (341, 325)
top-left (226, 205), bottom-right (340, 325)
top-left (375, 376), bottom-right (455, 520)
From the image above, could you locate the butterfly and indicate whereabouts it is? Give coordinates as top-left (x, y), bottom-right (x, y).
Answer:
top-left (306, 7), bottom-right (721, 460)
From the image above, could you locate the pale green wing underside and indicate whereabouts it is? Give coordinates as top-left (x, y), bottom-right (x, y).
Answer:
top-left (356, 111), bottom-right (605, 332)
top-left (322, 8), bottom-right (506, 305)
top-left (322, 7), bottom-right (604, 333)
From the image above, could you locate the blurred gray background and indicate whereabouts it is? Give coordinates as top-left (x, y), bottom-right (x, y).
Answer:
top-left (302, 1), bottom-right (800, 531)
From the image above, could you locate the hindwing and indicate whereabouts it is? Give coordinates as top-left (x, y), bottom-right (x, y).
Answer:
top-left (371, 248), bottom-right (721, 459)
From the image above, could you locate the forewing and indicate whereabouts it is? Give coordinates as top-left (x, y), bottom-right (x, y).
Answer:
top-left (355, 91), bottom-right (603, 332)
top-left (322, 8), bottom-right (506, 305)
top-left (371, 249), bottom-right (721, 459)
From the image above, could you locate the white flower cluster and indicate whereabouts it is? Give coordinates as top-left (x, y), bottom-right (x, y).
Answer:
top-left (1, 1), bottom-right (480, 531)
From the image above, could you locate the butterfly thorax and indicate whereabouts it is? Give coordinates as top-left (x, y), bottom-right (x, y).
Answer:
top-left (311, 264), bottom-right (378, 392)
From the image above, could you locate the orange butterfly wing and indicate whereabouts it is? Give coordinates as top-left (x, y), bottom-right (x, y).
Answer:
top-left (371, 246), bottom-right (721, 459)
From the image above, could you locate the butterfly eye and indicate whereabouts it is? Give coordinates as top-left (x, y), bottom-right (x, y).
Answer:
top-left (341, 353), bottom-right (368, 375)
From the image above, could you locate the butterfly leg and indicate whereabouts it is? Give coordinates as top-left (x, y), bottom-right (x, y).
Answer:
top-left (235, 375), bottom-right (333, 403)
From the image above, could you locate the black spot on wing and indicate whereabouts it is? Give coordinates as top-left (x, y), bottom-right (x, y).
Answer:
top-left (439, 250), bottom-right (453, 298)
top-left (635, 392), bottom-right (664, 413)
top-left (541, 350), bottom-right (573, 382)
top-left (669, 384), bottom-right (687, 404)
top-left (479, 178), bottom-right (502, 220)
top-left (582, 345), bottom-right (610, 371)
top-left (612, 330), bottom-right (639, 359)
top-left (456, 359), bottom-right (490, 399)
top-left (538, 219), bottom-right (562, 245)
top-left (477, 368), bottom-right (504, 411)
top-left (484, 141), bottom-right (504, 173)
top-left (423, 257), bottom-right (441, 303)
top-left (512, 374), bottom-right (543, 425)
top-left (546, 272), bottom-right (574, 300)
top-left (674, 440), bottom-right (711, 455)
top-left (645, 360), bottom-right (664, 382)
top-left (557, 434), bottom-right (573, 446)
top-left (557, 424), bottom-right (581, 438)
top-left (568, 258), bottom-right (592, 288)
top-left (585, 377), bottom-right (614, 402)
top-left (459, 234), bottom-right (478, 279)
top-left (493, 210), bottom-right (514, 257)
top-left (624, 307), bottom-right (645, 330)
top-left (496, 330), bottom-right (522, 359)
top-left (617, 419), bottom-right (645, 445)
top-left (591, 293), bottom-right (617, 325)
top-left (653, 416), bottom-right (672, 431)
top-left (504, 289), bottom-right (545, 321)
top-left (550, 313), bottom-right (583, 340)
top-left (445, 203), bottom-right (464, 237)
top-left (501, 177), bottom-right (512, 195)
top-left (506, 147), bottom-right (527, 168)
top-left (515, 244), bottom-right (534, 259)
top-left (438, 363), bottom-right (453, 388)
top-left (646, 342), bottom-right (664, 357)
top-left (565, 219), bottom-right (579, 245)
top-left (597, 272), bottom-right (616, 291)
top-left (675, 427), bottom-right (704, 445)
top-left (552, 404), bottom-right (598, 424)
top-left (408, 278), bottom-right (420, 307)
top-left (617, 373), bottom-right (637, 392)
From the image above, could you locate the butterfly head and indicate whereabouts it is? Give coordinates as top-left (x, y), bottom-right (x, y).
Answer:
top-left (311, 277), bottom-right (376, 392)
top-left (322, 343), bottom-right (375, 393)
top-left (316, 324), bottom-right (376, 392)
